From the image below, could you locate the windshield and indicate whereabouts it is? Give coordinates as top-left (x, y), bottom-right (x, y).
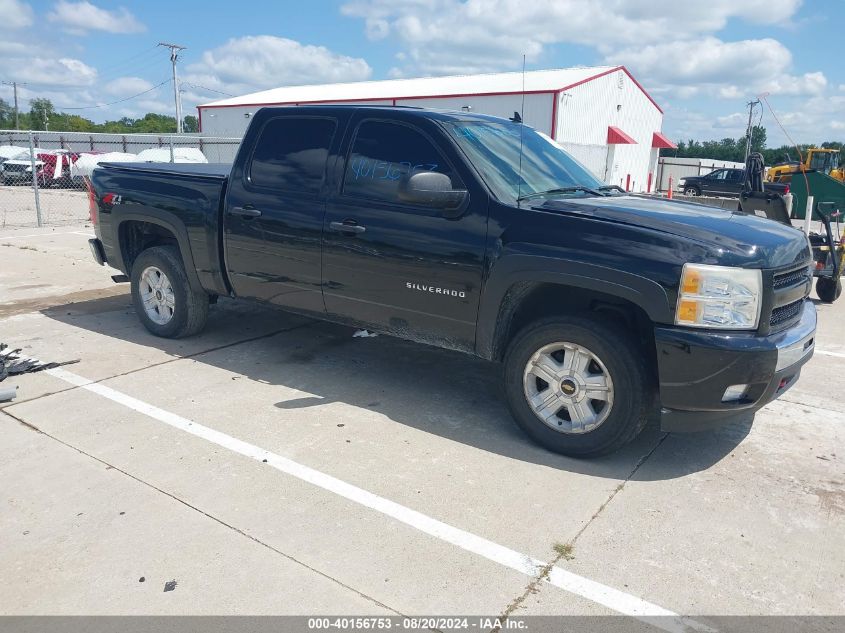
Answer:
top-left (809, 151), bottom-right (838, 173)
top-left (445, 120), bottom-right (605, 204)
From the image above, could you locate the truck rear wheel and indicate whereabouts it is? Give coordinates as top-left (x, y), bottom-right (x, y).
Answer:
top-left (503, 316), bottom-right (650, 457)
top-left (130, 245), bottom-right (209, 338)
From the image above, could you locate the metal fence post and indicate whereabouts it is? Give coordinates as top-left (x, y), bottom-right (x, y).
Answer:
top-left (28, 131), bottom-right (43, 227)
top-left (169, 136), bottom-right (175, 163)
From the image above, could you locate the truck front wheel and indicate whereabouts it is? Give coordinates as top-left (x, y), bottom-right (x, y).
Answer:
top-left (503, 316), bottom-right (651, 457)
top-left (816, 277), bottom-right (842, 303)
top-left (130, 245), bottom-right (209, 338)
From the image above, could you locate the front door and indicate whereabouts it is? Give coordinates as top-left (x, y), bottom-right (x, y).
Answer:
top-left (322, 118), bottom-right (488, 351)
top-left (725, 169), bottom-right (745, 196)
top-left (224, 115), bottom-right (338, 313)
top-left (701, 169), bottom-right (728, 195)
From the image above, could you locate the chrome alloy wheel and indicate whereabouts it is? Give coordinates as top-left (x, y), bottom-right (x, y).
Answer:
top-left (139, 266), bottom-right (176, 325)
top-left (522, 342), bottom-right (614, 434)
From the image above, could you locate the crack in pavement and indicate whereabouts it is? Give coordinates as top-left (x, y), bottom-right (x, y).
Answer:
top-left (1, 407), bottom-right (402, 617)
top-left (493, 432), bottom-right (671, 629)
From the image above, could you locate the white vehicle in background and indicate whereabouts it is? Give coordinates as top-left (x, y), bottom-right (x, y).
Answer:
top-left (0, 149), bottom-right (47, 185)
top-left (136, 147), bottom-right (208, 163)
top-left (0, 145), bottom-right (30, 166)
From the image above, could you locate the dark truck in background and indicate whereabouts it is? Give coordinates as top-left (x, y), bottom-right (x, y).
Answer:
top-left (87, 106), bottom-right (816, 457)
top-left (679, 167), bottom-right (790, 198)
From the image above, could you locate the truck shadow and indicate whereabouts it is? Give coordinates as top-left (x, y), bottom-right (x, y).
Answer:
top-left (42, 296), bottom-right (752, 482)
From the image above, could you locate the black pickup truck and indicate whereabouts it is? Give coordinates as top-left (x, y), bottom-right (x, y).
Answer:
top-left (88, 106), bottom-right (816, 457)
top-left (678, 167), bottom-right (790, 198)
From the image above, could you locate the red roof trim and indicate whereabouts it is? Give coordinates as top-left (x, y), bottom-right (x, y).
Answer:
top-left (607, 126), bottom-right (636, 145)
top-left (652, 131), bottom-right (676, 149)
top-left (196, 65), bottom-right (663, 116)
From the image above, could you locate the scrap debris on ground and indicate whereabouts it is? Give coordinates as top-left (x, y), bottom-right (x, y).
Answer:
top-left (0, 343), bottom-right (79, 383)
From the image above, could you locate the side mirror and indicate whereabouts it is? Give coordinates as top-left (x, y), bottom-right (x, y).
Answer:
top-left (398, 171), bottom-right (468, 214)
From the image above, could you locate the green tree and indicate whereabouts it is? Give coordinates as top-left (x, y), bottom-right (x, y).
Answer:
top-left (0, 98), bottom-right (13, 128)
top-left (29, 98), bottom-right (55, 130)
top-left (183, 115), bottom-right (199, 133)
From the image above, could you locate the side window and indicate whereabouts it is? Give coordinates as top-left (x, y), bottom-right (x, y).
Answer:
top-left (711, 169), bottom-right (728, 180)
top-left (343, 120), bottom-right (460, 204)
top-left (729, 170), bottom-right (744, 182)
top-left (249, 117), bottom-right (336, 193)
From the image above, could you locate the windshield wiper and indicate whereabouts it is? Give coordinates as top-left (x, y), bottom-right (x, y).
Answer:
top-left (517, 186), bottom-right (602, 202)
top-left (597, 185), bottom-right (626, 194)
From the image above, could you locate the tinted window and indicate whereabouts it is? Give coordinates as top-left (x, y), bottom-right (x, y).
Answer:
top-left (343, 121), bottom-right (459, 203)
top-left (249, 117), bottom-right (336, 192)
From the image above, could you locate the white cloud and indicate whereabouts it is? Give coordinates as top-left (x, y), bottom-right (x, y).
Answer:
top-left (341, 0), bottom-right (803, 74)
top-left (47, 1), bottom-right (145, 34)
top-left (104, 76), bottom-right (154, 97)
top-left (183, 35), bottom-right (372, 100)
top-left (606, 37), bottom-right (827, 100)
top-left (0, 0), bottom-right (33, 29)
top-left (3, 57), bottom-right (97, 87)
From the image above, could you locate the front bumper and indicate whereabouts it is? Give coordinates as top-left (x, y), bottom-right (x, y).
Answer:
top-left (656, 301), bottom-right (816, 432)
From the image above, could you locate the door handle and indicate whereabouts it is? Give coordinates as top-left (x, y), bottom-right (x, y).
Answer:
top-left (329, 220), bottom-right (366, 235)
top-left (228, 206), bottom-right (262, 219)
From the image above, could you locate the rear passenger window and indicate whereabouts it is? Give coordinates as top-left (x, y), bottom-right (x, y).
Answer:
top-left (343, 120), bottom-right (460, 204)
top-left (249, 117), bottom-right (336, 192)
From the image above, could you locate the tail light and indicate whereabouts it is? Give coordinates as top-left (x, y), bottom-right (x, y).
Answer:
top-left (783, 184), bottom-right (790, 195)
top-left (85, 177), bottom-right (98, 225)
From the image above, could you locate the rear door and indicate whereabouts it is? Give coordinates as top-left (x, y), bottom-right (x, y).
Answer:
top-left (321, 116), bottom-right (488, 351)
top-left (223, 114), bottom-right (338, 313)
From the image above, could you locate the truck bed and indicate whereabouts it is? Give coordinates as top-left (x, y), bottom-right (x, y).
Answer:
top-left (91, 162), bottom-right (232, 297)
top-left (98, 162), bottom-right (231, 180)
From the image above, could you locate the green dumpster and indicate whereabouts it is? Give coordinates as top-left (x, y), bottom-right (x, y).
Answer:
top-left (786, 171), bottom-right (845, 221)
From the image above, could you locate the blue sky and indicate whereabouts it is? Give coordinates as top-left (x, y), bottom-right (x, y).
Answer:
top-left (1, 0), bottom-right (842, 145)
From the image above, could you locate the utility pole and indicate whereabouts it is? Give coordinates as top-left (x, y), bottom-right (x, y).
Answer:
top-left (744, 98), bottom-right (760, 163)
top-left (1, 81), bottom-right (26, 129)
top-left (159, 42), bottom-right (186, 134)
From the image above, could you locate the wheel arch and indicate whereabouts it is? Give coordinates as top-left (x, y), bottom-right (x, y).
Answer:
top-left (476, 256), bottom-right (671, 362)
top-left (116, 215), bottom-right (204, 293)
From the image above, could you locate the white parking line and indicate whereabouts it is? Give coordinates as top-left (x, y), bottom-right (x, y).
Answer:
top-left (45, 366), bottom-right (713, 633)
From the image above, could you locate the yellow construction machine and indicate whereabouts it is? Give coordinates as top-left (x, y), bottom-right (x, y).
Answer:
top-left (767, 148), bottom-right (843, 183)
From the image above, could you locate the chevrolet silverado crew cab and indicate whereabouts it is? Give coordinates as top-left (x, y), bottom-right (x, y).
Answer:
top-left (87, 106), bottom-right (816, 457)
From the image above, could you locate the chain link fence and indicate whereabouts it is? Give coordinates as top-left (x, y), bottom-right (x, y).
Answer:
top-left (0, 130), bottom-right (241, 228)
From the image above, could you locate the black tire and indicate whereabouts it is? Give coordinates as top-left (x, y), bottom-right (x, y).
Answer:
top-left (816, 277), bottom-right (842, 303)
top-left (503, 315), bottom-right (651, 457)
top-left (130, 245), bottom-right (209, 338)
top-left (683, 186), bottom-right (700, 196)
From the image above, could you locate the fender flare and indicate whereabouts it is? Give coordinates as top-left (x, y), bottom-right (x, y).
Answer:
top-left (114, 211), bottom-right (205, 293)
top-left (476, 255), bottom-right (672, 359)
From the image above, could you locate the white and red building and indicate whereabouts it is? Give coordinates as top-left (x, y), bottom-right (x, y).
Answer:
top-left (198, 65), bottom-right (675, 193)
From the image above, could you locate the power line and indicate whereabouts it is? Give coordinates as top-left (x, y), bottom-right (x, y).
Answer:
top-left (180, 82), bottom-right (234, 97)
top-left (96, 49), bottom-right (172, 84)
top-left (57, 79), bottom-right (170, 110)
top-left (95, 44), bottom-right (164, 77)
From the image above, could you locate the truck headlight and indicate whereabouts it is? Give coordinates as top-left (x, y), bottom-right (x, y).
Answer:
top-left (675, 264), bottom-right (762, 330)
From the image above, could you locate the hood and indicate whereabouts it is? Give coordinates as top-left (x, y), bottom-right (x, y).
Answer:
top-left (537, 194), bottom-right (810, 268)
